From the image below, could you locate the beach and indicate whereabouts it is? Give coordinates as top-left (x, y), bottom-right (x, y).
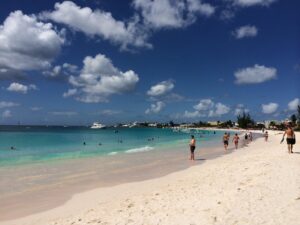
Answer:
top-left (1, 130), bottom-right (299, 225)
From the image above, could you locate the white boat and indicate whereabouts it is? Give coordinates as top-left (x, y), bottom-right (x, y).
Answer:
top-left (90, 122), bottom-right (106, 129)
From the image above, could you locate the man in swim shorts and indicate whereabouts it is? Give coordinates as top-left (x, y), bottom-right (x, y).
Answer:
top-left (223, 132), bottom-right (229, 151)
top-left (282, 124), bottom-right (296, 154)
top-left (189, 135), bottom-right (196, 160)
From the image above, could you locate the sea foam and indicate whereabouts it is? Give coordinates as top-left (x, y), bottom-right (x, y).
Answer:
top-left (108, 151), bottom-right (118, 155)
top-left (125, 146), bottom-right (154, 153)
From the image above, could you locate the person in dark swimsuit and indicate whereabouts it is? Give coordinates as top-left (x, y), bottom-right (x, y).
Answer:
top-left (223, 132), bottom-right (229, 151)
top-left (282, 124), bottom-right (296, 154)
top-left (189, 135), bottom-right (196, 160)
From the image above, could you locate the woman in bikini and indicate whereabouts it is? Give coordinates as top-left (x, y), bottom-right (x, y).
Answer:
top-left (264, 131), bottom-right (268, 142)
top-left (232, 133), bottom-right (240, 150)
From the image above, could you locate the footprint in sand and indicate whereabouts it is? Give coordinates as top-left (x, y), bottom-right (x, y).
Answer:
top-left (127, 203), bottom-right (134, 208)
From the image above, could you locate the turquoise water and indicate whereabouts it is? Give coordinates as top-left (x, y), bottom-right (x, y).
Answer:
top-left (0, 126), bottom-right (224, 166)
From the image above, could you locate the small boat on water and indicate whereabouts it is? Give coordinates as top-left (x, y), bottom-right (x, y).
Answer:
top-left (90, 122), bottom-right (106, 129)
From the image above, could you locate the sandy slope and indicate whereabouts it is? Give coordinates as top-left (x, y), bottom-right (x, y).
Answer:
top-left (2, 130), bottom-right (300, 225)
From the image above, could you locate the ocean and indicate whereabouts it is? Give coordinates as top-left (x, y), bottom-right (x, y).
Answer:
top-left (0, 126), bottom-right (224, 166)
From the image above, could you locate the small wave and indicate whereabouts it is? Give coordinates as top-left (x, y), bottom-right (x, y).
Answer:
top-left (125, 146), bottom-right (154, 153)
top-left (108, 151), bottom-right (118, 155)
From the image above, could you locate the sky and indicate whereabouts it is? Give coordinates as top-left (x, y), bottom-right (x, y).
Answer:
top-left (0, 0), bottom-right (299, 125)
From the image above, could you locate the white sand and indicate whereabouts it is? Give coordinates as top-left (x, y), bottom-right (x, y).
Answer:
top-left (1, 130), bottom-right (300, 225)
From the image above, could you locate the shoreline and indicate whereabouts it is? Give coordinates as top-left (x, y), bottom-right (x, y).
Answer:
top-left (2, 130), bottom-right (299, 224)
top-left (0, 129), bottom-right (252, 222)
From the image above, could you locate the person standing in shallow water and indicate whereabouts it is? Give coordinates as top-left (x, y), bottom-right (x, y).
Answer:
top-left (223, 132), bottom-right (229, 151)
top-left (282, 124), bottom-right (296, 154)
top-left (189, 135), bottom-right (196, 160)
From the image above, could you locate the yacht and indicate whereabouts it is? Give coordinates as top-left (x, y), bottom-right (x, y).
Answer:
top-left (90, 122), bottom-right (106, 129)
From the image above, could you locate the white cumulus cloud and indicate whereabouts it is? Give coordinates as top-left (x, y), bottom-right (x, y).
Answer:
top-left (229, 0), bottom-right (277, 7)
top-left (183, 99), bottom-right (230, 118)
top-left (63, 88), bottom-right (77, 98)
top-left (147, 80), bottom-right (174, 97)
top-left (95, 109), bottom-right (122, 116)
top-left (262, 102), bottom-right (278, 114)
top-left (288, 98), bottom-right (300, 111)
top-left (233, 25), bottom-right (258, 39)
top-left (66, 54), bottom-right (139, 103)
top-left (133, 0), bottom-right (215, 29)
top-left (207, 103), bottom-right (230, 117)
top-left (0, 11), bottom-right (64, 73)
top-left (145, 101), bottom-right (165, 114)
top-left (41, 1), bottom-right (150, 50)
top-left (7, 82), bottom-right (37, 94)
top-left (183, 110), bottom-right (205, 118)
top-left (193, 99), bottom-right (214, 111)
top-left (0, 101), bottom-right (19, 109)
top-left (43, 65), bottom-right (62, 78)
top-left (43, 63), bottom-right (79, 80)
top-left (234, 104), bottom-right (249, 116)
top-left (234, 64), bottom-right (277, 84)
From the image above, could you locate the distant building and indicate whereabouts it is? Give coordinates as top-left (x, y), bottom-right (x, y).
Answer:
top-left (264, 120), bottom-right (283, 129)
top-left (179, 123), bottom-right (193, 128)
top-left (207, 121), bottom-right (219, 126)
top-left (148, 123), bottom-right (157, 127)
top-left (256, 121), bottom-right (265, 127)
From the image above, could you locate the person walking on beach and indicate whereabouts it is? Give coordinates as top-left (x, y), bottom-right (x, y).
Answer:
top-left (249, 132), bottom-right (253, 142)
top-left (189, 135), bottom-right (196, 160)
top-left (244, 133), bottom-right (248, 143)
top-left (223, 132), bottom-right (229, 151)
top-left (281, 124), bottom-right (296, 154)
top-left (232, 133), bottom-right (239, 150)
top-left (264, 131), bottom-right (268, 142)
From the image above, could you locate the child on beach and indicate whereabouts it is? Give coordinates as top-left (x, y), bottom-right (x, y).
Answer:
top-left (232, 133), bottom-right (239, 150)
top-left (189, 135), bottom-right (196, 160)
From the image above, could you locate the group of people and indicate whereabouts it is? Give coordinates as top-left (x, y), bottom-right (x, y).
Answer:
top-left (188, 132), bottom-right (244, 160)
top-left (223, 132), bottom-right (248, 151)
top-left (189, 124), bottom-right (297, 160)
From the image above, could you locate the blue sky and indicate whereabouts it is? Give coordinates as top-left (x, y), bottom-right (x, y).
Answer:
top-left (0, 0), bottom-right (299, 125)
